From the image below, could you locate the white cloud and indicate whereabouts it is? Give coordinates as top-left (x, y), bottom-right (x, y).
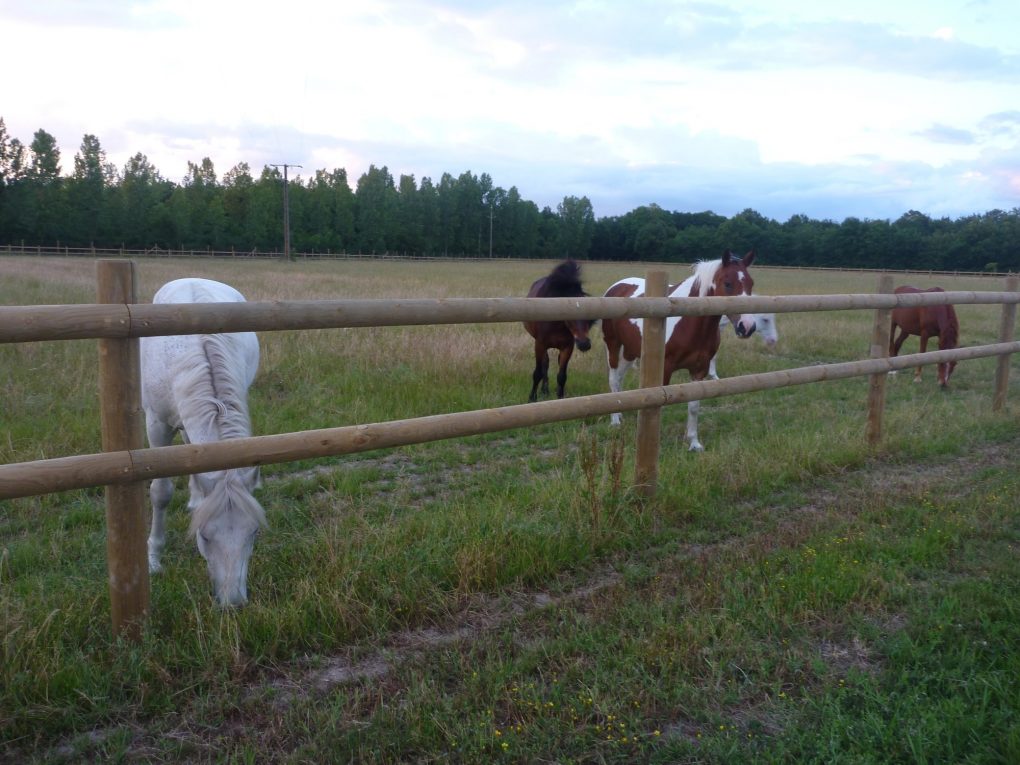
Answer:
top-left (2, 0), bottom-right (1019, 220)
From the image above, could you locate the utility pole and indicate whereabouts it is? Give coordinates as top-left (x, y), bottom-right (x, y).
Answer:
top-left (489, 204), bottom-right (493, 258)
top-left (270, 163), bottom-right (302, 260)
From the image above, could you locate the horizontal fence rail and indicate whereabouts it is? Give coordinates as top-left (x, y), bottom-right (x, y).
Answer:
top-left (4, 291), bottom-right (1020, 344)
top-left (2, 341), bottom-right (1017, 501)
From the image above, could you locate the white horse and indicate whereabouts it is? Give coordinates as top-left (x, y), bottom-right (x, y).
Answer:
top-left (709, 313), bottom-right (779, 379)
top-left (141, 278), bottom-right (265, 607)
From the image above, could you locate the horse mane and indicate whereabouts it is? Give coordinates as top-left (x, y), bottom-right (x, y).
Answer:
top-left (172, 333), bottom-right (253, 441)
top-left (545, 260), bottom-right (587, 298)
top-left (175, 332), bottom-right (263, 538)
top-left (189, 472), bottom-right (267, 538)
top-left (690, 259), bottom-right (722, 297)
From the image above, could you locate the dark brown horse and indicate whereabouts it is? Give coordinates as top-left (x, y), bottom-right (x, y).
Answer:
top-left (524, 260), bottom-right (594, 401)
top-left (601, 250), bottom-right (757, 451)
top-left (889, 286), bottom-right (960, 387)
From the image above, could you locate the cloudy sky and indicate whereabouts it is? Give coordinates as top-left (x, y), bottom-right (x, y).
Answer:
top-left (3, 0), bottom-right (1019, 222)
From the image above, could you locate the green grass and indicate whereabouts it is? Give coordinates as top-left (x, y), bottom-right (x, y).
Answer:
top-left (2, 256), bottom-right (1019, 762)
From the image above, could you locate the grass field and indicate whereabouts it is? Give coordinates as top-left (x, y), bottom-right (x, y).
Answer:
top-left (2, 256), bottom-right (1019, 763)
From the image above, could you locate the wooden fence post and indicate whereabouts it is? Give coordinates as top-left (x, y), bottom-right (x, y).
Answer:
top-left (97, 260), bottom-right (149, 641)
top-left (993, 273), bottom-right (1019, 411)
top-left (634, 270), bottom-right (668, 496)
top-left (866, 273), bottom-right (894, 447)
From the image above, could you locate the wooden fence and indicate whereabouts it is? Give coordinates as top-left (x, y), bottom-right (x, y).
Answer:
top-left (1, 261), bottom-right (1018, 641)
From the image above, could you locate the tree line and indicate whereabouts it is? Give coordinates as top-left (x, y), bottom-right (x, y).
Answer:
top-left (2, 119), bottom-right (1018, 272)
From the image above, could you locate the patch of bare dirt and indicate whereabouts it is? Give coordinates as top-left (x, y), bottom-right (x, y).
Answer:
top-left (261, 570), bottom-right (624, 707)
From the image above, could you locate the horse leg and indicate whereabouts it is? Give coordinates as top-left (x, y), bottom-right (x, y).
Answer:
top-left (555, 345), bottom-right (575, 398)
top-left (178, 429), bottom-right (207, 511)
top-left (145, 416), bottom-right (175, 574)
top-left (915, 332), bottom-right (929, 382)
top-left (607, 356), bottom-right (635, 426)
top-left (708, 353), bottom-right (719, 380)
top-left (889, 326), bottom-right (908, 376)
top-left (529, 342), bottom-right (545, 402)
top-left (686, 400), bottom-right (704, 452)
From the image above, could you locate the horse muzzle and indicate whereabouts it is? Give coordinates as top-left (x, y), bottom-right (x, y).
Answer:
top-left (734, 318), bottom-right (757, 339)
top-left (575, 337), bottom-right (592, 352)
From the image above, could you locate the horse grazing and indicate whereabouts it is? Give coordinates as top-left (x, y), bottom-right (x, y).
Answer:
top-left (601, 250), bottom-right (758, 451)
top-left (889, 286), bottom-right (960, 387)
top-left (141, 278), bottom-right (265, 607)
top-left (523, 260), bottom-right (595, 401)
top-left (709, 312), bottom-right (779, 379)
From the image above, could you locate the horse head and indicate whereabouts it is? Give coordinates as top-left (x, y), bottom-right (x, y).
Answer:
top-left (939, 360), bottom-right (958, 388)
top-left (569, 319), bottom-right (593, 352)
top-left (547, 259), bottom-right (593, 352)
top-left (715, 250), bottom-right (757, 339)
top-left (190, 468), bottom-right (266, 607)
top-left (757, 313), bottom-right (779, 348)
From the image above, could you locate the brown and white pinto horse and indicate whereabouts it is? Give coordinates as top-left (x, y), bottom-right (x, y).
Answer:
top-left (601, 250), bottom-right (757, 451)
top-left (889, 286), bottom-right (960, 387)
top-left (524, 260), bottom-right (595, 401)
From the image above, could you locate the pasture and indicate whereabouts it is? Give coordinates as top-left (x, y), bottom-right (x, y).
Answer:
top-left (2, 256), bottom-right (1019, 763)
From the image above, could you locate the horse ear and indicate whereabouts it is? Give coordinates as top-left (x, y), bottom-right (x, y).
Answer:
top-left (721, 250), bottom-right (733, 266)
top-left (743, 249), bottom-right (756, 267)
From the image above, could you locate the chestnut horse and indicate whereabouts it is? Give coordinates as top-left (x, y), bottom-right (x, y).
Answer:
top-left (601, 250), bottom-right (757, 451)
top-left (889, 285), bottom-right (960, 387)
top-left (524, 260), bottom-right (595, 401)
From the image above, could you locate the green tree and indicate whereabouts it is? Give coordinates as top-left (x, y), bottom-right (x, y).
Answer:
top-left (436, 172), bottom-right (458, 255)
top-left (25, 129), bottom-right (64, 243)
top-left (418, 176), bottom-right (440, 254)
top-left (222, 162), bottom-right (255, 250)
top-left (454, 170), bottom-right (487, 255)
top-left (28, 129), bottom-right (61, 182)
top-left (67, 134), bottom-right (117, 245)
top-left (249, 166), bottom-right (283, 252)
top-left (0, 118), bottom-right (11, 187)
top-left (556, 195), bottom-right (595, 258)
top-left (118, 153), bottom-right (173, 248)
top-left (179, 157), bottom-right (225, 248)
top-left (355, 164), bottom-right (397, 253)
top-left (394, 173), bottom-right (423, 254)
top-left (501, 187), bottom-right (541, 258)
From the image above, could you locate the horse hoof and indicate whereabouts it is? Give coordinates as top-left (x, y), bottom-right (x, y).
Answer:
top-left (688, 442), bottom-right (704, 452)
top-left (148, 560), bottom-right (162, 574)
